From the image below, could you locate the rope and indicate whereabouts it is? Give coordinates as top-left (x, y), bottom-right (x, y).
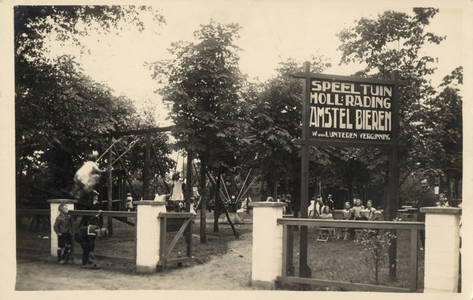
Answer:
top-left (96, 137), bottom-right (122, 162)
top-left (106, 140), bottom-right (137, 170)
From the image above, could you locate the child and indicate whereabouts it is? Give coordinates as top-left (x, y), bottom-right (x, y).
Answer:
top-left (125, 192), bottom-right (133, 211)
top-left (364, 200), bottom-right (377, 220)
top-left (341, 202), bottom-right (352, 219)
top-left (320, 206), bottom-right (333, 219)
top-left (74, 210), bottom-right (108, 268)
top-left (68, 151), bottom-right (106, 200)
top-left (341, 202), bottom-right (352, 240)
top-left (53, 204), bottom-right (73, 264)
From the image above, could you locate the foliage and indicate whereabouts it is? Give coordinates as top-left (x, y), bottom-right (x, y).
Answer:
top-left (15, 6), bottom-right (170, 201)
top-left (356, 229), bottom-right (397, 285)
top-left (421, 67), bottom-right (462, 185)
top-left (149, 20), bottom-right (251, 172)
top-left (336, 8), bottom-right (461, 203)
top-left (243, 55), bottom-right (333, 197)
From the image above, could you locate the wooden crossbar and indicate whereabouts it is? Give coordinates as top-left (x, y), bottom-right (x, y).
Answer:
top-left (165, 218), bottom-right (191, 260)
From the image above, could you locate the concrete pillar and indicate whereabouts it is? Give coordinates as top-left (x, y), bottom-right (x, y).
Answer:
top-left (250, 201), bottom-right (286, 289)
top-left (135, 200), bottom-right (167, 273)
top-left (48, 199), bottom-right (77, 257)
top-left (421, 207), bottom-right (462, 293)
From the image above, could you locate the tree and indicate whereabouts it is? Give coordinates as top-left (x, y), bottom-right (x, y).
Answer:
top-left (15, 6), bottom-right (169, 202)
top-left (243, 55), bottom-right (333, 210)
top-left (336, 8), bottom-right (448, 205)
top-left (149, 20), bottom-right (251, 241)
top-left (421, 67), bottom-right (462, 201)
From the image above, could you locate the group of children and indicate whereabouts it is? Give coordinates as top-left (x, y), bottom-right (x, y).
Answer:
top-left (53, 204), bottom-right (108, 268)
top-left (308, 196), bottom-right (384, 240)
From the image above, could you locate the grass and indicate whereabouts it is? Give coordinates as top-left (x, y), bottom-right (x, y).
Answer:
top-left (279, 227), bottom-right (425, 291)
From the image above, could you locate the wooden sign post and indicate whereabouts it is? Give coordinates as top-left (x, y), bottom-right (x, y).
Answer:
top-left (294, 62), bottom-right (406, 279)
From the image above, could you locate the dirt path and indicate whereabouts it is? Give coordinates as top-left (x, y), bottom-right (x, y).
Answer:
top-left (15, 231), bottom-right (257, 291)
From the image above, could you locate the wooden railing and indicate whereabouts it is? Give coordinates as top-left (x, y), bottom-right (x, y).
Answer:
top-left (69, 210), bottom-right (137, 262)
top-left (277, 218), bottom-right (425, 292)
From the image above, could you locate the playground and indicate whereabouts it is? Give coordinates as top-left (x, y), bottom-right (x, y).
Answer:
top-left (16, 211), bottom-right (255, 291)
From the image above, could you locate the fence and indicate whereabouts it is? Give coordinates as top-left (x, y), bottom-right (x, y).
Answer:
top-left (250, 202), bottom-right (461, 293)
top-left (277, 218), bottom-right (423, 292)
top-left (68, 209), bottom-right (137, 262)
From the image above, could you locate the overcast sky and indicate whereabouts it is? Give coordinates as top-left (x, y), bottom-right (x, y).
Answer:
top-left (36, 0), bottom-right (466, 127)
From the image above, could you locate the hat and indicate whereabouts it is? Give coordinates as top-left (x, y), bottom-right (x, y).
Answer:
top-left (127, 193), bottom-right (131, 196)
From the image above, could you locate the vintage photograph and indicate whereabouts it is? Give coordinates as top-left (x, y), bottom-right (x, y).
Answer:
top-left (2, 0), bottom-right (469, 298)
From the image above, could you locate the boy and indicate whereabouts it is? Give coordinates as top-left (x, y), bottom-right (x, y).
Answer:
top-left (53, 204), bottom-right (73, 264)
top-left (68, 151), bottom-right (106, 200)
top-left (74, 210), bottom-right (108, 268)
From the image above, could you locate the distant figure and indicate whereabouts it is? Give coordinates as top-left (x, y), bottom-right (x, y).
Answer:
top-left (320, 206), bottom-right (333, 219)
top-left (413, 178), bottom-right (437, 249)
top-left (342, 202), bottom-right (352, 219)
top-left (53, 204), bottom-right (73, 264)
top-left (67, 151), bottom-right (106, 200)
top-left (284, 194), bottom-right (292, 215)
top-left (326, 194), bottom-right (335, 211)
top-left (315, 195), bottom-right (324, 216)
top-left (125, 192), bottom-right (134, 211)
top-left (308, 197), bottom-right (316, 217)
top-left (364, 200), bottom-right (376, 220)
top-left (169, 172), bottom-right (184, 211)
top-left (351, 199), bottom-right (366, 220)
top-left (437, 193), bottom-right (449, 207)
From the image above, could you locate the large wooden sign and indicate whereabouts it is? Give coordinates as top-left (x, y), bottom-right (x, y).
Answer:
top-left (294, 68), bottom-right (405, 148)
top-left (309, 79), bottom-right (394, 142)
top-left (293, 62), bottom-right (406, 279)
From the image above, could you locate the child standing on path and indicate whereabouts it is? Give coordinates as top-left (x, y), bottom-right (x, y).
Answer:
top-left (68, 151), bottom-right (106, 200)
top-left (53, 204), bottom-right (73, 264)
top-left (74, 210), bottom-right (108, 268)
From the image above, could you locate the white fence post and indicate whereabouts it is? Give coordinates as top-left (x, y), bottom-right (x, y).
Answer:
top-left (47, 199), bottom-right (77, 257)
top-left (135, 200), bottom-right (167, 273)
top-left (421, 207), bottom-right (462, 293)
top-left (249, 201), bottom-right (286, 289)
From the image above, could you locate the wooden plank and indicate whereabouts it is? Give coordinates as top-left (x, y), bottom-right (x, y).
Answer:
top-left (294, 138), bottom-right (392, 148)
top-left (287, 225), bottom-right (294, 276)
top-left (281, 223), bottom-right (288, 278)
top-left (69, 210), bottom-right (137, 218)
top-left (109, 126), bottom-right (174, 137)
top-left (277, 276), bottom-right (410, 293)
top-left (277, 218), bottom-right (424, 230)
top-left (159, 215), bottom-right (167, 268)
top-left (410, 229), bottom-right (419, 292)
top-left (165, 218), bottom-right (191, 260)
top-left (292, 72), bottom-right (407, 86)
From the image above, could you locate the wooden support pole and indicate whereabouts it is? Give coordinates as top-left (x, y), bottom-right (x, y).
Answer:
top-left (107, 135), bottom-right (113, 236)
top-left (299, 61), bottom-right (311, 278)
top-left (388, 70), bottom-right (401, 281)
top-left (185, 150), bottom-right (193, 254)
top-left (143, 132), bottom-right (151, 199)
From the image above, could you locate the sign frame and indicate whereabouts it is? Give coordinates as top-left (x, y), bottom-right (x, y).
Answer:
top-left (294, 62), bottom-right (406, 279)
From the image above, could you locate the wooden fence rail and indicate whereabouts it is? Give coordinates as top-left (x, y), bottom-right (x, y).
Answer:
top-left (277, 218), bottom-right (425, 292)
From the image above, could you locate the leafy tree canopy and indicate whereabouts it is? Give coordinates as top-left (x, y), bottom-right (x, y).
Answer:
top-left (149, 20), bottom-right (251, 172)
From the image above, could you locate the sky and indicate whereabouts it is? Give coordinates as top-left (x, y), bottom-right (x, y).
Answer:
top-left (37, 0), bottom-right (467, 127)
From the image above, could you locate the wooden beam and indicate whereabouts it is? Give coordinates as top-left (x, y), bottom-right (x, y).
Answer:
top-left (293, 72), bottom-right (407, 86)
top-left (109, 126), bottom-right (174, 137)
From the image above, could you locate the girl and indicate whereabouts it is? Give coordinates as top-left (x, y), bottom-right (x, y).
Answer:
top-left (320, 206), bottom-right (333, 219)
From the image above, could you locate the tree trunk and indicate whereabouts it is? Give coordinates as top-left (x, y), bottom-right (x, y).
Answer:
top-left (214, 172), bottom-right (220, 232)
top-left (199, 157), bottom-right (206, 243)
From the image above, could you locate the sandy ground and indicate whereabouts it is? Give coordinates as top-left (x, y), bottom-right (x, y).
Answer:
top-left (15, 230), bottom-right (257, 291)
